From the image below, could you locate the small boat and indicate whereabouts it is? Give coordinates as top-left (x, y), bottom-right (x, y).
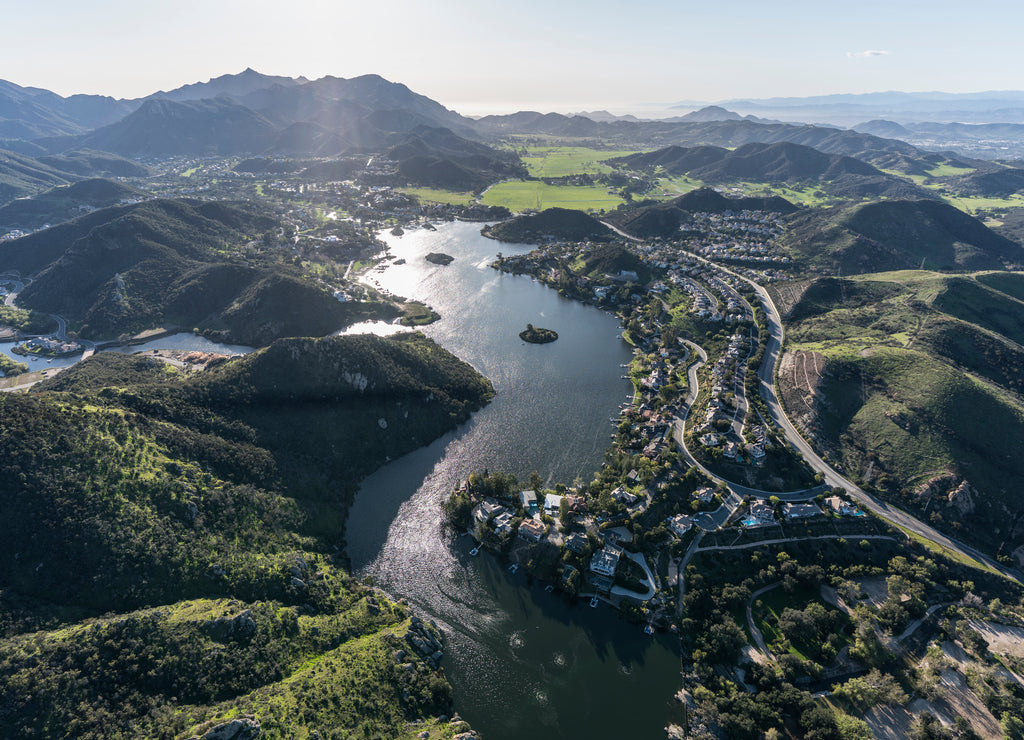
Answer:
top-left (469, 547), bottom-right (480, 556)
top-left (508, 564), bottom-right (518, 573)
top-left (544, 585), bottom-right (554, 593)
top-left (589, 596), bottom-right (599, 608)
top-left (644, 624), bottom-right (655, 636)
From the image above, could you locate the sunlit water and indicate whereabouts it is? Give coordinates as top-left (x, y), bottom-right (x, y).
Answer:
top-left (1, 334), bottom-right (251, 375)
top-left (345, 222), bottom-right (682, 739)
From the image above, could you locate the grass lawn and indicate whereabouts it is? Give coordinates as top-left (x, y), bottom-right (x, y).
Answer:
top-left (480, 180), bottom-right (624, 212)
top-left (752, 583), bottom-right (838, 660)
top-left (399, 187), bottom-right (477, 206)
top-left (519, 146), bottom-right (642, 177)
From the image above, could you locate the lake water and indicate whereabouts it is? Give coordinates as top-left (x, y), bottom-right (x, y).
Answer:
top-left (1, 334), bottom-right (251, 373)
top-left (345, 222), bottom-right (682, 739)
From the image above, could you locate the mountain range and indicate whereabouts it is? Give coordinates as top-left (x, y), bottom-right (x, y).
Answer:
top-left (0, 70), bottom-right (997, 181)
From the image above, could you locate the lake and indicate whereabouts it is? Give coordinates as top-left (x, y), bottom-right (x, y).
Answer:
top-left (345, 221), bottom-right (682, 739)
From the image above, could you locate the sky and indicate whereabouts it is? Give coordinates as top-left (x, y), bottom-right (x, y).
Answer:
top-left (6, 0), bottom-right (1024, 115)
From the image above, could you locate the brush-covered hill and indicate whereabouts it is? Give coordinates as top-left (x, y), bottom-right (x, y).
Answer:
top-left (950, 166), bottom-right (1024, 197)
top-left (386, 126), bottom-right (526, 190)
top-left (1, 198), bottom-right (396, 342)
top-left (0, 178), bottom-right (146, 228)
top-left (776, 270), bottom-right (1024, 557)
top-left (779, 199), bottom-right (1024, 274)
top-left (607, 142), bottom-right (932, 200)
top-left (36, 148), bottom-right (151, 178)
top-left (482, 207), bottom-right (614, 244)
top-left (0, 148), bottom-right (75, 204)
top-left (0, 333), bottom-right (491, 738)
top-left (604, 186), bottom-right (797, 239)
top-left (75, 97), bottom-right (280, 157)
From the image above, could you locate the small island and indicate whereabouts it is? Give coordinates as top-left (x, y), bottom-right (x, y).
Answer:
top-left (519, 323), bottom-right (558, 344)
top-left (425, 252), bottom-right (454, 265)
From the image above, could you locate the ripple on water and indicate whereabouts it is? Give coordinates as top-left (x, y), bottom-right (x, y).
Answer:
top-left (509, 631), bottom-right (525, 651)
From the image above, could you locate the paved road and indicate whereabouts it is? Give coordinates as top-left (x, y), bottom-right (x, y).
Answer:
top-left (679, 249), bottom-right (1022, 583)
top-left (611, 550), bottom-right (657, 601)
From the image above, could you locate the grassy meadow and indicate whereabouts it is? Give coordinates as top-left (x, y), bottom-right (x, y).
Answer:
top-left (480, 180), bottom-right (624, 212)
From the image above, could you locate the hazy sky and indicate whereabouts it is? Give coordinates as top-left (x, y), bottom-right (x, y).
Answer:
top-left (6, 0), bottom-right (1024, 114)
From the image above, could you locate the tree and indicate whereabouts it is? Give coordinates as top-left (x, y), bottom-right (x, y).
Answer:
top-left (529, 469), bottom-right (543, 491)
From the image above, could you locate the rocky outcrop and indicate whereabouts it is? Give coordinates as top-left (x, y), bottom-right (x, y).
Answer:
top-left (947, 480), bottom-right (976, 516)
top-left (191, 717), bottom-right (260, 740)
top-left (405, 615), bottom-right (445, 670)
top-left (203, 609), bottom-right (256, 641)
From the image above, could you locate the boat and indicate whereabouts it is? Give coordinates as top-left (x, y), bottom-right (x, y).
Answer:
top-left (644, 624), bottom-right (655, 636)
top-left (589, 596), bottom-right (599, 608)
top-left (469, 547), bottom-right (480, 556)
top-left (508, 564), bottom-right (518, 573)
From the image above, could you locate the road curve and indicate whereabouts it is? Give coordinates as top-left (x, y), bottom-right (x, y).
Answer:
top-left (678, 249), bottom-right (1022, 583)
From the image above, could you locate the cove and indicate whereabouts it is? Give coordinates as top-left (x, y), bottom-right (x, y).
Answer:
top-left (345, 221), bottom-right (682, 739)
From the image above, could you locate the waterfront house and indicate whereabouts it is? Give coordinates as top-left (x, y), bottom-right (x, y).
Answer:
top-left (589, 543), bottom-right (623, 578)
top-left (518, 518), bottom-right (546, 542)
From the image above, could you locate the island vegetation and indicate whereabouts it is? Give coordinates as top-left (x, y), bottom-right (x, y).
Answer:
top-left (425, 251), bottom-right (454, 265)
top-left (519, 323), bottom-right (558, 343)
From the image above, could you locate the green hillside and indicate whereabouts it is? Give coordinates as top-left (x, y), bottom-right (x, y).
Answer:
top-left (0, 148), bottom-right (73, 205)
top-left (0, 178), bottom-right (145, 228)
top-left (482, 206), bottom-right (614, 244)
top-left (0, 334), bottom-right (492, 738)
top-left (780, 199), bottom-right (1024, 274)
top-left (778, 270), bottom-right (1024, 556)
top-left (0, 198), bottom-right (397, 343)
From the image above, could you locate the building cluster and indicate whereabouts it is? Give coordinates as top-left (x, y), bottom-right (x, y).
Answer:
top-left (679, 210), bottom-right (791, 266)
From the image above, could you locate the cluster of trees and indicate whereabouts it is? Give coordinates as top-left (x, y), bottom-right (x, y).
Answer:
top-left (680, 531), bottom-right (1024, 739)
top-left (0, 334), bottom-right (493, 734)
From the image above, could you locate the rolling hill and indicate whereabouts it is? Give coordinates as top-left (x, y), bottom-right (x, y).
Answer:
top-left (1, 198), bottom-right (396, 342)
top-left (607, 141), bottom-right (933, 200)
top-left (776, 270), bottom-right (1024, 556)
top-left (0, 178), bottom-right (146, 229)
top-left (0, 149), bottom-right (75, 204)
top-left (604, 186), bottom-right (798, 239)
top-left (0, 333), bottom-right (492, 738)
top-left (779, 199), bottom-right (1024, 274)
top-left (482, 207), bottom-right (614, 244)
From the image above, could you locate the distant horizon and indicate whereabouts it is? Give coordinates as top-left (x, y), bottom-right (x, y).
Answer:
top-left (9, 68), bottom-right (1024, 123)
top-left (5, 0), bottom-right (1024, 117)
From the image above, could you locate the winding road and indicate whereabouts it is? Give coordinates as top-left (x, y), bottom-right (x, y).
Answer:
top-left (675, 248), bottom-right (1022, 583)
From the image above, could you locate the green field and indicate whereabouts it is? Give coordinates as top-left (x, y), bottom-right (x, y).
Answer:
top-left (399, 186), bottom-right (477, 206)
top-left (925, 163), bottom-right (977, 178)
top-left (940, 192), bottom-right (1024, 213)
top-left (519, 146), bottom-right (641, 177)
top-left (649, 175), bottom-right (704, 198)
top-left (480, 180), bottom-right (624, 212)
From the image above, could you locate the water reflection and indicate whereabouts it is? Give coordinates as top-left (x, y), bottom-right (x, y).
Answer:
top-left (346, 222), bottom-right (681, 740)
